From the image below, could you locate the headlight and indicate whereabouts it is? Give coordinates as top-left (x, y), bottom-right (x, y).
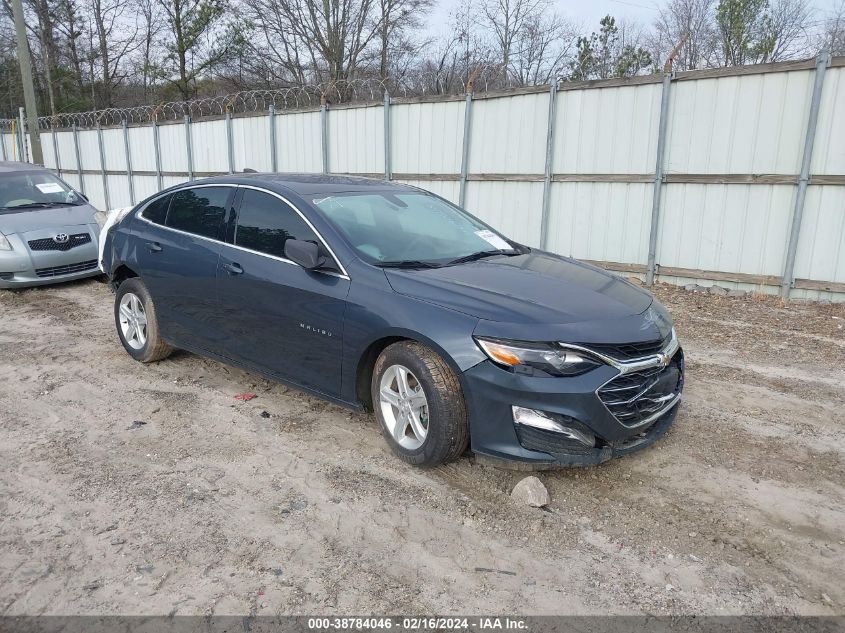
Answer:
top-left (93, 210), bottom-right (108, 228)
top-left (0, 233), bottom-right (11, 251)
top-left (475, 337), bottom-right (602, 377)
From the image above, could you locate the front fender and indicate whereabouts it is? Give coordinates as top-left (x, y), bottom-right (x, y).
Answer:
top-left (340, 282), bottom-right (486, 404)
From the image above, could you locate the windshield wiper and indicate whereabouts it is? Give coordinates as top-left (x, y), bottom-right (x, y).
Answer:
top-left (1, 201), bottom-right (79, 210)
top-left (446, 250), bottom-right (518, 266)
top-left (376, 260), bottom-right (443, 269)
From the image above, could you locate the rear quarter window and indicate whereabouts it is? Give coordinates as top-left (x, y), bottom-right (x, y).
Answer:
top-left (166, 187), bottom-right (230, 239)
top-left (140, 195), bottom-right (171, 225)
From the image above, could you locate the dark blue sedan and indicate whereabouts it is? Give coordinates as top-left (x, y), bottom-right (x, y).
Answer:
top-left (101, 174), bottom-right (683, 468)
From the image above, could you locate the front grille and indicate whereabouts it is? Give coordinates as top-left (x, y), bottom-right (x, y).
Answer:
top-left (0, 272), bottom-right (13, 280)
top-left (598, 351), bottom-right (684, 427)
top-left (28, 233), bottom-right (92, 252)
top-left (34, 259), bottom-right (98, 278)
top-left (581, 334), bottom-right (671, 361)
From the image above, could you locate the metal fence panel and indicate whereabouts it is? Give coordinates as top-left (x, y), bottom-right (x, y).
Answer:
top-left (101, 127), bottom-right (124, 168)
top-left (190, 119), bottom-right (229, 173)
top-left (275, 110), bottom-right (322, 172)
top-left (395, 179), bottom-right (460, 204)
top-left (231, 115), bottom-right (272, 172)
top-left (81, 174), bottom-right (106, 209)
top-left (666, 71), bottom-right (814, 175)
top-left (793, 185), bottom-right (845, 284)
top-left (156, 122), bottom-right (190, 172)
top-left (105, 175), bottom-right (131, 207)
top-left (657, 183), bottom-right (794, 276)
top-left (546, 182), bottom-right (653, 264)
top-left (470, 93), bottom-right (548, 174)
top-left (78, 129), bottom-right (100, 172)
top-left (554, 83), bottom-right (661, 175)
top-left (329, 104), bottom-right (384, 174)
top-left (465, 181), bottom-right (544, 246)
top-left (126, 125), bottom-right (156, 172)
top-left (811, 66), bottom-right (845, 174)
top-left (55, 130), bottom-right (78, 171)
top-left (391, 100), bottom-right (464, 174)
top-left (41, 131), bottom-right (56, 169)
top-left (131, 175), bottom-right (162, 202)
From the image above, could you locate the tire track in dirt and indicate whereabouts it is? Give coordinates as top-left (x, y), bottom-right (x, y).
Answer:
top-left (1, 280), bottom-right (843, 615)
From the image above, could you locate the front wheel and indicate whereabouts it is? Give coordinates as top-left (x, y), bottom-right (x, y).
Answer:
top-left (372, 341), bottom-right (469, 467)
top-left (114, 277), bottom-right (173, 363)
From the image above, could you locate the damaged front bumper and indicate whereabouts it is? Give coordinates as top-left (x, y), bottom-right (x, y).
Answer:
top-left (462, 343), bottom-right (684, 469)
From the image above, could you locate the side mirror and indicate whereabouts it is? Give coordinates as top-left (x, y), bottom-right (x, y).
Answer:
top-left (285, 239), bottom-right (326, 270)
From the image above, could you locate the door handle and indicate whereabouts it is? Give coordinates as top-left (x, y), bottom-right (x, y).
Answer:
top-left (145, 241), bottom-right (162, 253)
top-left (223, 262), bottom-right (243, 275)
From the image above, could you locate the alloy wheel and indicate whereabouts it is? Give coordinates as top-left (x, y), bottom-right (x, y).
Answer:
top-left (118, 292), bottom-right (148, 350)
top-left (379, 364), bottom-right (429, 450)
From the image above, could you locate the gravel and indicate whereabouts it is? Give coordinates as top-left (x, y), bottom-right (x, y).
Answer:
top-left (0, 279), bottom-right (843, 616)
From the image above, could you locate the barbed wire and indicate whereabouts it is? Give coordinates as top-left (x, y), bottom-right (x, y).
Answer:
top-left (0, 69), bottom-right (527, 130)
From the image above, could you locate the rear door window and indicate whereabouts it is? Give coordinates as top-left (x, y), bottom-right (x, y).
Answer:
top-left (166, 187), bottom-right (231, 240)
top-left (234, 189), bottom-right (319, 258)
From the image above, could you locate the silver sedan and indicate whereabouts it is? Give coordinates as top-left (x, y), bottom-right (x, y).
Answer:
top-left (0, 161), bottom-right (106, 288)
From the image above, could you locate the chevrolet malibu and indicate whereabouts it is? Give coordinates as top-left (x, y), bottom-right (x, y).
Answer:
top-left (101, 174), bottom-right (683, 468)
top-left (0, 161), bottom-right (105, 287)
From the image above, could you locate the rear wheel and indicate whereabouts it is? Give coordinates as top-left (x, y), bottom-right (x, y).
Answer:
top-left (372, 341), bottom-right (468, 467)
top-left (114, 278), bottom-right (173, 363)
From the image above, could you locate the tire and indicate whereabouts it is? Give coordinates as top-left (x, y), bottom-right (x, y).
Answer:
top-left (114, 277), bottom-right (173, 363)
top-left (372, 341), bottom-right (469, 467)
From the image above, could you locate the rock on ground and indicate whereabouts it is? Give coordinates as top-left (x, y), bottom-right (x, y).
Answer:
top-left (511, 476), bottom-right (550, 507)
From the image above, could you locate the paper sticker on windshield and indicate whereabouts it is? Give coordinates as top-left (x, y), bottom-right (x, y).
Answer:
top-left (475, 230), bottom-right (511, 250)
top-left (36, 182), bottom-right (64, 194)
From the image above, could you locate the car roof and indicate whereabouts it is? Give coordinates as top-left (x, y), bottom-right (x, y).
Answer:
top-left (195, 173), bottom-right (418, 197)
top-left (0, 161), bottom-right (50, 174)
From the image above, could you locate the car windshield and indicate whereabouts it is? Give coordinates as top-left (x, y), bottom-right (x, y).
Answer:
top-left (312, 192), bottom-right (522, 266)
top-left (0, 172), bottom-right (84, 212)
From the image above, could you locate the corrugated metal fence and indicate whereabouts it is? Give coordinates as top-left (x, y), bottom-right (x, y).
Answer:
top-left (2, 55), bottom-right (844, 301)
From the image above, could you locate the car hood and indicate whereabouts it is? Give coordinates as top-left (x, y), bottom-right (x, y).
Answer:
top-left (0, 204), bottom-right (98, 234)
top-left (384, 251), bottom-right (657, 330)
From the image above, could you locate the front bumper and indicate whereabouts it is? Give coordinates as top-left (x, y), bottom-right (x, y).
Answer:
top-left (462, 346), bottom-right (683, 468)
top-left (0, 225), bottom-right (101, 288)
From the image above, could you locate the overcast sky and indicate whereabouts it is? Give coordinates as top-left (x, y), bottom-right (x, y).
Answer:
top-left (426, 0), bottom-right (841, 40)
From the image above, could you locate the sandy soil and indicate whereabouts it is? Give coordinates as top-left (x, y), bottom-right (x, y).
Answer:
top-left (0, 279), bottom-right (843, 616)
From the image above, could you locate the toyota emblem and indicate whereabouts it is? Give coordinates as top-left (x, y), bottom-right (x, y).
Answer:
top-left (53, 233), bottom-right (69, 244)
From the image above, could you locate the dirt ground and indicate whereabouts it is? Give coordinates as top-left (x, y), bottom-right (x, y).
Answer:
top-left (0, 278), bottom-right (843, 616)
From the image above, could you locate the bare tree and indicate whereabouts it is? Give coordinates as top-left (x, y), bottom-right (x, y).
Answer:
top-left (54, 0), bottom-right (87, 101)
top-left (240, 0), bottom-right (380, 90)
top-left (0, 14), bottom-right (24, 117)
top-left (652, 0), bottom-right (718, 70)
top-left (764, 0), bottom-right (813, 61)
top-left (1, 0), bottom-right (62, 113)
top-left (481, 0), bottom-right (542, 81)
top-left (451, 0), bottom-right (493, 85)
top-left (820, 0), bottom-right (845, 55)
top-left (376, 0), bottom-right (433, 85)
top-left (511, 12), bottom-right (576, 84)
top-left (89, 0), bottom-right (142, 106)
top-left (134, 0), bottom-right (161, 102)
top-left (235, 0), bottom-right (312, 85)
